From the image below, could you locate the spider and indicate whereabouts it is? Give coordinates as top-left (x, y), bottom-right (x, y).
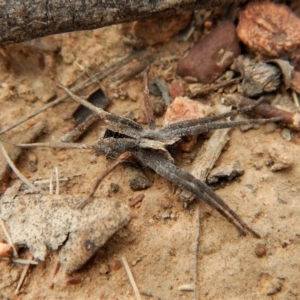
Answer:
top-left (18, 84), bottom-right (281, 238)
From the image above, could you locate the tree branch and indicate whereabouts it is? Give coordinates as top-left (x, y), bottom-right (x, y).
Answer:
top-left (0, 0), bottom-right (238, 45)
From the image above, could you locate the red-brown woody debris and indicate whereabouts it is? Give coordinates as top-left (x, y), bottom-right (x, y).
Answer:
top-left (227, 94), bottom-right (300, 130)
top-left (0, 242), bottom-right (12, 258)
top-left (177, 21), bottom-right (240, 83)
top-left (237, 2), bottom-right (300, 63)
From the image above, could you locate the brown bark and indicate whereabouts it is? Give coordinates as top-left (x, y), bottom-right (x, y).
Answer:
top-left (0, 0), bottom-right (238, 45)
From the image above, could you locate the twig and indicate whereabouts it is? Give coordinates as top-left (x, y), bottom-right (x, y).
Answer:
top-left (154, 77), bottom-right (171, 106)
top-left (0, 121), bottom-right (46, 186)
top-left (49, 171), bottom-right (54, 195)
top-left (0, 219), bottom-right (19, 258)
top-left (14, 262), bottom-right (30, 294)
top-left (0, 50), bottom-right (146, 135)
top-left (194, 205), bottom-right (200, 300)
top-left (58, 114), bottom-right (101, 143)
top-left (143, 73), bottom-right (155, 130)
top-left (121, 256), bottom-right (142, 300)
top-left (0, 142), bottom-right (41, 193)
top-left (33, 176), bottom-right (79, 185)
top-left (226, 94), bottom-right (300, 130)
top-left (0, 257), bottom-right (38, 265)
top-left (55, 167), bottom-right (59, 195)
top-left (178, 284), bottom-right (195, 291)
top-left (112, 54), bottom-right (155, 84)
top-left (15, 142), bottom-right (94, 150)
top-left (189, 77), bottom-right (241, 98)
top-left (292, 91), bottom-right (300, 108)
top-left (177, 128), bottom-right (231, 202)
top-left (129, 194), bottom-right (145, 207)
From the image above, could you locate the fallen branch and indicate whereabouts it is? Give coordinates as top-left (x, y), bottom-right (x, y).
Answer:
top-left (1, 0), bottom-right (238, 45)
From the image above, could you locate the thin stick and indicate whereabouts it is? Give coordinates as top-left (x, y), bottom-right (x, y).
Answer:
top-left (143, 73), bottom-right (155, 130)
top-left (121, 256), bottom-right (142, 300)
top-left (227, 94), bottom-right (300, 130)
top-left (189, 77), bottom-right (241, 97)
top-left (16, 142), bottom-right (94, 150)
top-left (55, 167), bottom-right (59, 195)
top-left (177, 128), bottom-right (231, 202)
top-left (0, 142), bottom-right (41, 193)
top-left (14, 263), bottom-right (30, 294)
top-left (194, 205), bottom-right (200, 300)
top-left (58, 114), bottom-right (100, 143)
top-left (0, 121), bottom-right (46, 185)
top-left (0, 50), bottom-right (146, 135)
top-left (292, 90), bottom-right (300, 108)
top-left (33, 176), bottom-right (76, 185)
top-left (49, 171), bottom-right (53, 195)
top-left (0, 219), bottom-right (19, 258)
top-left (57, 84), bottom-right (109, 119)
top-left (0, 257), bottom-right (38, 265)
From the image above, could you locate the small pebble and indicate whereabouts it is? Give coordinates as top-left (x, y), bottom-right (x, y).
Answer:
top-left (208, 161), bottom-right (244, 184)
top-left (129, 193), bottom-right (145, 207)
top-left (264, 122), bottom-right (277, 133)
top-left (32, 77), bottom-right (56, 103)
top-left (99, 264), bottom-right (110, 275)
top-left (281, 128), bottom-right (292, 141)
top-left (65, 275), bottom-right (81, 285)
top-left (109, 259), bottom-right (122, 271)
top-left (129, 173), bottom-right (151, 191)
top-left (141, 291), bottom-right (154, 297)
top-left (282, 240), bottom-right (290, 248)
top-left (108, 183), bottom-right (120, 195)
top-left (259, 273), bottom-right (282, 295)
top-left (178, 284), bottom-right (195, 291)
top-left (268, 145), bottom-right (293, 171)
top-left (169, 81), bottom-right (186, 98)
top-left (255, 243), bottom-right (266, 257)
top-left (162, 211), bottom-right (171, 219)
top-left (131, 257), bottom-right (142, 266)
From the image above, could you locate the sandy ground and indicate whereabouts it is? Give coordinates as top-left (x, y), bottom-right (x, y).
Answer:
top-left (0, 12), bottom-right (300, 300)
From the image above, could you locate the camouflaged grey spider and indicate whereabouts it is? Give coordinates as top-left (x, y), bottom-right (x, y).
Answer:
top-left (19, 85), bottom-right (281, 238)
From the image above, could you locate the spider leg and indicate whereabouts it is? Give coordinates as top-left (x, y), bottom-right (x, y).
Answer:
top-left (135, 148), bottom-right (260, 238)
top-left (160, 96), bottom-right (267, 133)
top-left (159, 117), bottom-right (282, 140)
top-left (57, 84), bottom-right (143, 138)
top-left (93, 137), bottom-right (138, 159)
